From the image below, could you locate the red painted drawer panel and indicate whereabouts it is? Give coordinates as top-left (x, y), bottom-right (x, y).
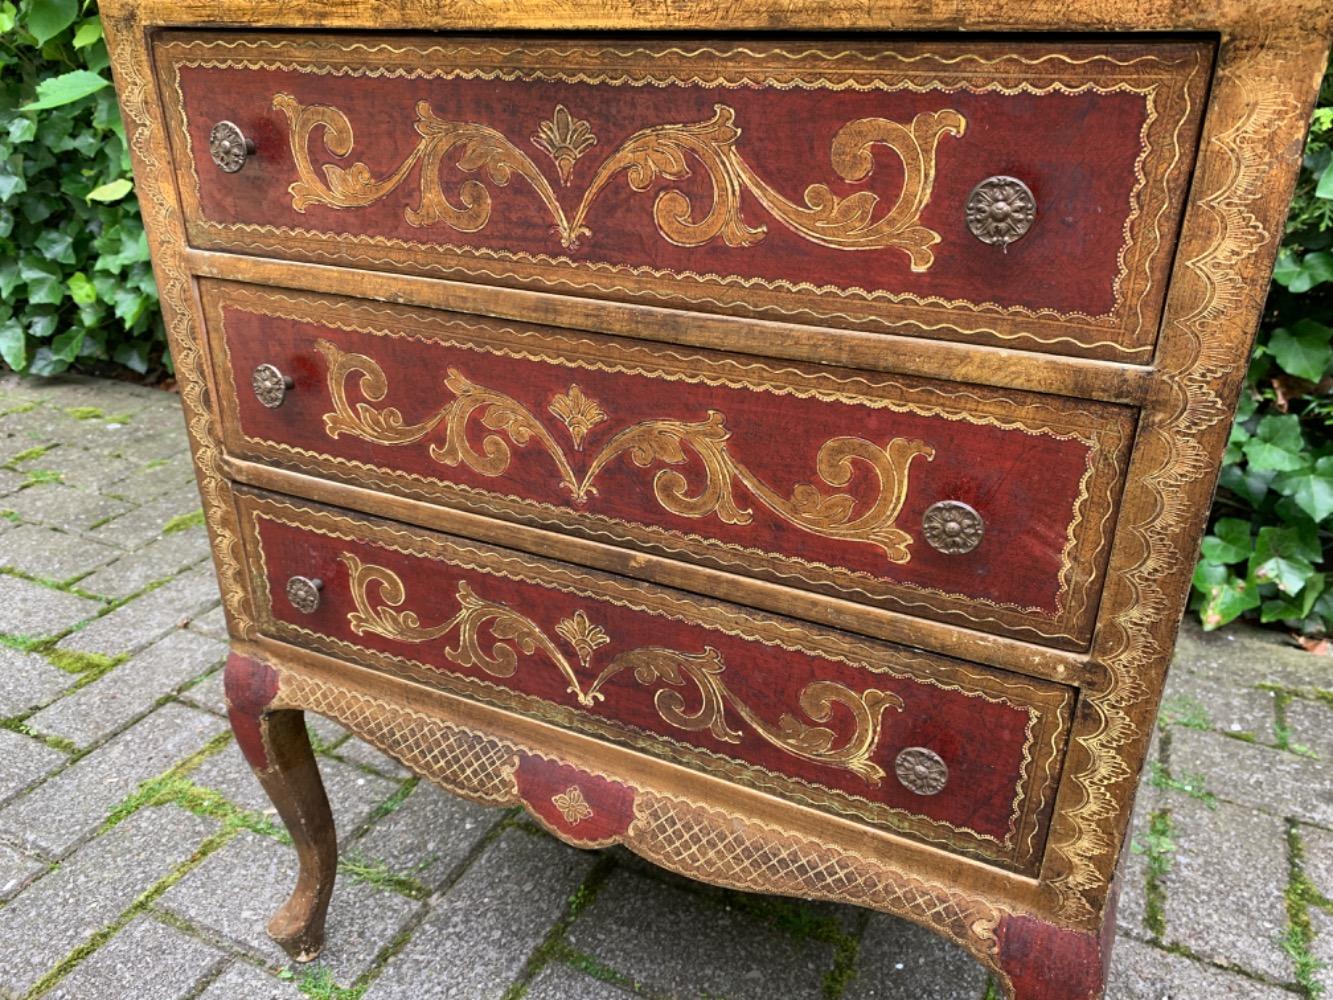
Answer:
top-left (157, 32), bottom-right (1210, 361)
top-left (204, 281), bottom-right (1136, 649)
top-left (236, 489), bottom-right (1075, 872)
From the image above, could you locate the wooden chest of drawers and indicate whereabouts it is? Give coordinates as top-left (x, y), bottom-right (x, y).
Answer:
top-left (104, 3), bottom-right (1331, 997)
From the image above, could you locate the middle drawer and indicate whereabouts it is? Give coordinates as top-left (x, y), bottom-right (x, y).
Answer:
top-left (203, 279), bottom-right (1135, 649)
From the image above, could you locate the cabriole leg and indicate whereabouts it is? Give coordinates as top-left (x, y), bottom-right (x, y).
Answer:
top-left (223, 651), bottom-right (336, 962)
top-left (992, 874), bottom-right (1120, 1000)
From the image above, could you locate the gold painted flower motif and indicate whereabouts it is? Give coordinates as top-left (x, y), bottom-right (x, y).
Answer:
top-left (531, 105), bottom-right (597, 186)
top-left (555, 610), bottom-right (610, 668)
top-left (547, 384), bottom-right (607, 450)
top-left (552, 785), bottom-right (594, 825)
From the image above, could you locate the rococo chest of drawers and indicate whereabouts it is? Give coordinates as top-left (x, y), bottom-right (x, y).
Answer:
top-left (104, 3), bottom-right (1331, 997)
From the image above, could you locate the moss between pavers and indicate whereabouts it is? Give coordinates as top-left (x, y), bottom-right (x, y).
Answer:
top-left (1159, 694), bottom-right (1213, 732)
top-left (338, 854), bottom-right (428, 901)
top-left (1135, 809), bottom-right (1175, 941)
top-left (0, 716), bottom-right (77, 755)
top-left (5, 444), bottom-right (54, 468)
top-left (1149, 761), bottom-right (1218, 808)
top-left (23, 819), bottom-right (237, 1000)
top-left (64, 407), bottom-right (104, 421)
top-left (502, 855), bottom-right (621, 1000)
top-left (22, 469), bottom-right (62, 487)
top-left (46, 648), bottom-right (120, 677)
top-left (291, 966), bottom-right (365, 1000)
top-left (1284, 823), bottom-right (1329, 998)
top-left (162, 509), bottom-right (205, 535)
top-left (362, 777), bottom-right (417, 826)
top-left (0, 565), bottom-right (110, 604)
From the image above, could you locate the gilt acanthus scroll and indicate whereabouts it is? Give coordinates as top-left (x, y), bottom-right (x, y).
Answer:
top-left (315, 340), bottom-right (934, 563)
top-left (272, 94), bottom-right (966, 271)
top-left (340, 552), bottom-right (902, 784)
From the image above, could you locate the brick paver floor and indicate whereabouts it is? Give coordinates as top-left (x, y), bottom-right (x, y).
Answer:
top-left (1, 372), bottom-right (1331, 999)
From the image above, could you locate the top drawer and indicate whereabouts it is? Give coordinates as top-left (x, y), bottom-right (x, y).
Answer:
top-left (154, 32), bottom-right (1210, 363)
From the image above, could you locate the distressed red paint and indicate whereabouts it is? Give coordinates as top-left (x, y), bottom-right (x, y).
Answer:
top-left (515, 755), bottom-right (635, 845)
top-left (224, 651), bottom-right (280, 770)
top-left (995, 885), bottom-right (1120, 1000)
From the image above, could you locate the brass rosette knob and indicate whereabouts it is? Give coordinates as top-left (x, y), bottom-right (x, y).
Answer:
top-left (285, 576), bottom-right (323, 614)
top-left (966, 175), bottom-right (1036, 248)
top-left (209, 120), bottom-right (254, 173)
top-left (922, 501), bottom-right (984, 555)
top-left (895, 747), bottom-right (949, 796)
top-left (251, 364), bottom-right (293, 409)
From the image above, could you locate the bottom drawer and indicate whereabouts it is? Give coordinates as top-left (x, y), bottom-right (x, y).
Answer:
top-left (235, 488), bottom-right (1074, 874)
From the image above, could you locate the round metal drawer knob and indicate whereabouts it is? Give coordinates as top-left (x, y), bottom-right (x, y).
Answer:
top-left (251, 364), bottom-right (293, 409)
top-left (209, 120), bottom-right (254, 173)
top-left (922, 500), bottom-right (984, 555)
top-left (285, 576), bottom-right (323, 614)
top-left (966, 175), bottom-right (1036, 247)
top-left (895, 747), bottom-right (949, 796)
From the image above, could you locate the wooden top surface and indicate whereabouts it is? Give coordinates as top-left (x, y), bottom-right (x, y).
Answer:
top-left (104, 0), bottom-right (1332, 38)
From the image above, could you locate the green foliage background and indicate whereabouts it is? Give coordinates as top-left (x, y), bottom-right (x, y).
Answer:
top-left (2, 2), bottom-right (1333, 634)
top-left (0, 0), bottom-right (160, 378)
top-left (1194, 64), bottom-right (1333, 636)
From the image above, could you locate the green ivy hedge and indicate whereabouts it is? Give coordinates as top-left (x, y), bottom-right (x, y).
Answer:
top-left (1193, 65), bottom-right (1333, 635)
top-left (3, 3), bottom-right (1333, 635)
top-left (0, 0), bottom-right (161, 378)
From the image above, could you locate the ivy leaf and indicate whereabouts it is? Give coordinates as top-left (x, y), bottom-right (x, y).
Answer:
top-left (1220, 462), bottom-right (1276, 506)
top-left (1253, 553), bottom-right (1315, 595)
top-left (1200, 518), bottom-right (1253, 564)
top-left (1285, 251), bottom-right (1333, 294)
top-left (1275, 456), bottom-right (1333, 523)
top-left (1194, 563), bottom-right (1261, 630)
top-left (27, 347), bottom-right (65, 377)
top-left (8, 118), bottom-right (37, 145)
top-left (71, 17), bottom-right (102, 49)
top-left (66, 271), bottom-right (97, 306)
top-left (21, 70), bottom-right (108, 112)
top-left (50, 328), bottom-right (85, 362)
top-left (1262, 572), bottom-right (1326, 624)
top-left (18, 258), bottom-right (64, 306)
top-left (1273, 248), bottom-right (1302, 286)
top-left (0, 318), bottom-right (27, 372)
top-left (112, 339), bottom-right (148, 374)
top-left (1250, 524), bottom-right (1320, 595)
top-left (1243, 414), bottom-right (1307, 472)
top-left (1318, 159), bottom-right (1333, 200)
top-left (1268, 319), bottom-right (1333, 382)
top-left (34, 229), bottom-right (76, 265)
top-left (25, 0), bottom-right (78, 45)
top-left (86, 178), bottom-right (132, 203)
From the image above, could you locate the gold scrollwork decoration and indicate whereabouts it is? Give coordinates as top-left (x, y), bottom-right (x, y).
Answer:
top-left (273, 94), bottom-right (966, 271)
top-left (315, 341), bottom-right (934, 563)
top-left (337, 553), bottom-right (902, 783)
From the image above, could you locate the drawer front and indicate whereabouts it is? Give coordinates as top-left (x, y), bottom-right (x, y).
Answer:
top-left (237, 489), bottom-right (1074, 872)
top-left (206, 281), bottom-right (1135, 648)
top-left (159, 33), bottom-right (1209, 362)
